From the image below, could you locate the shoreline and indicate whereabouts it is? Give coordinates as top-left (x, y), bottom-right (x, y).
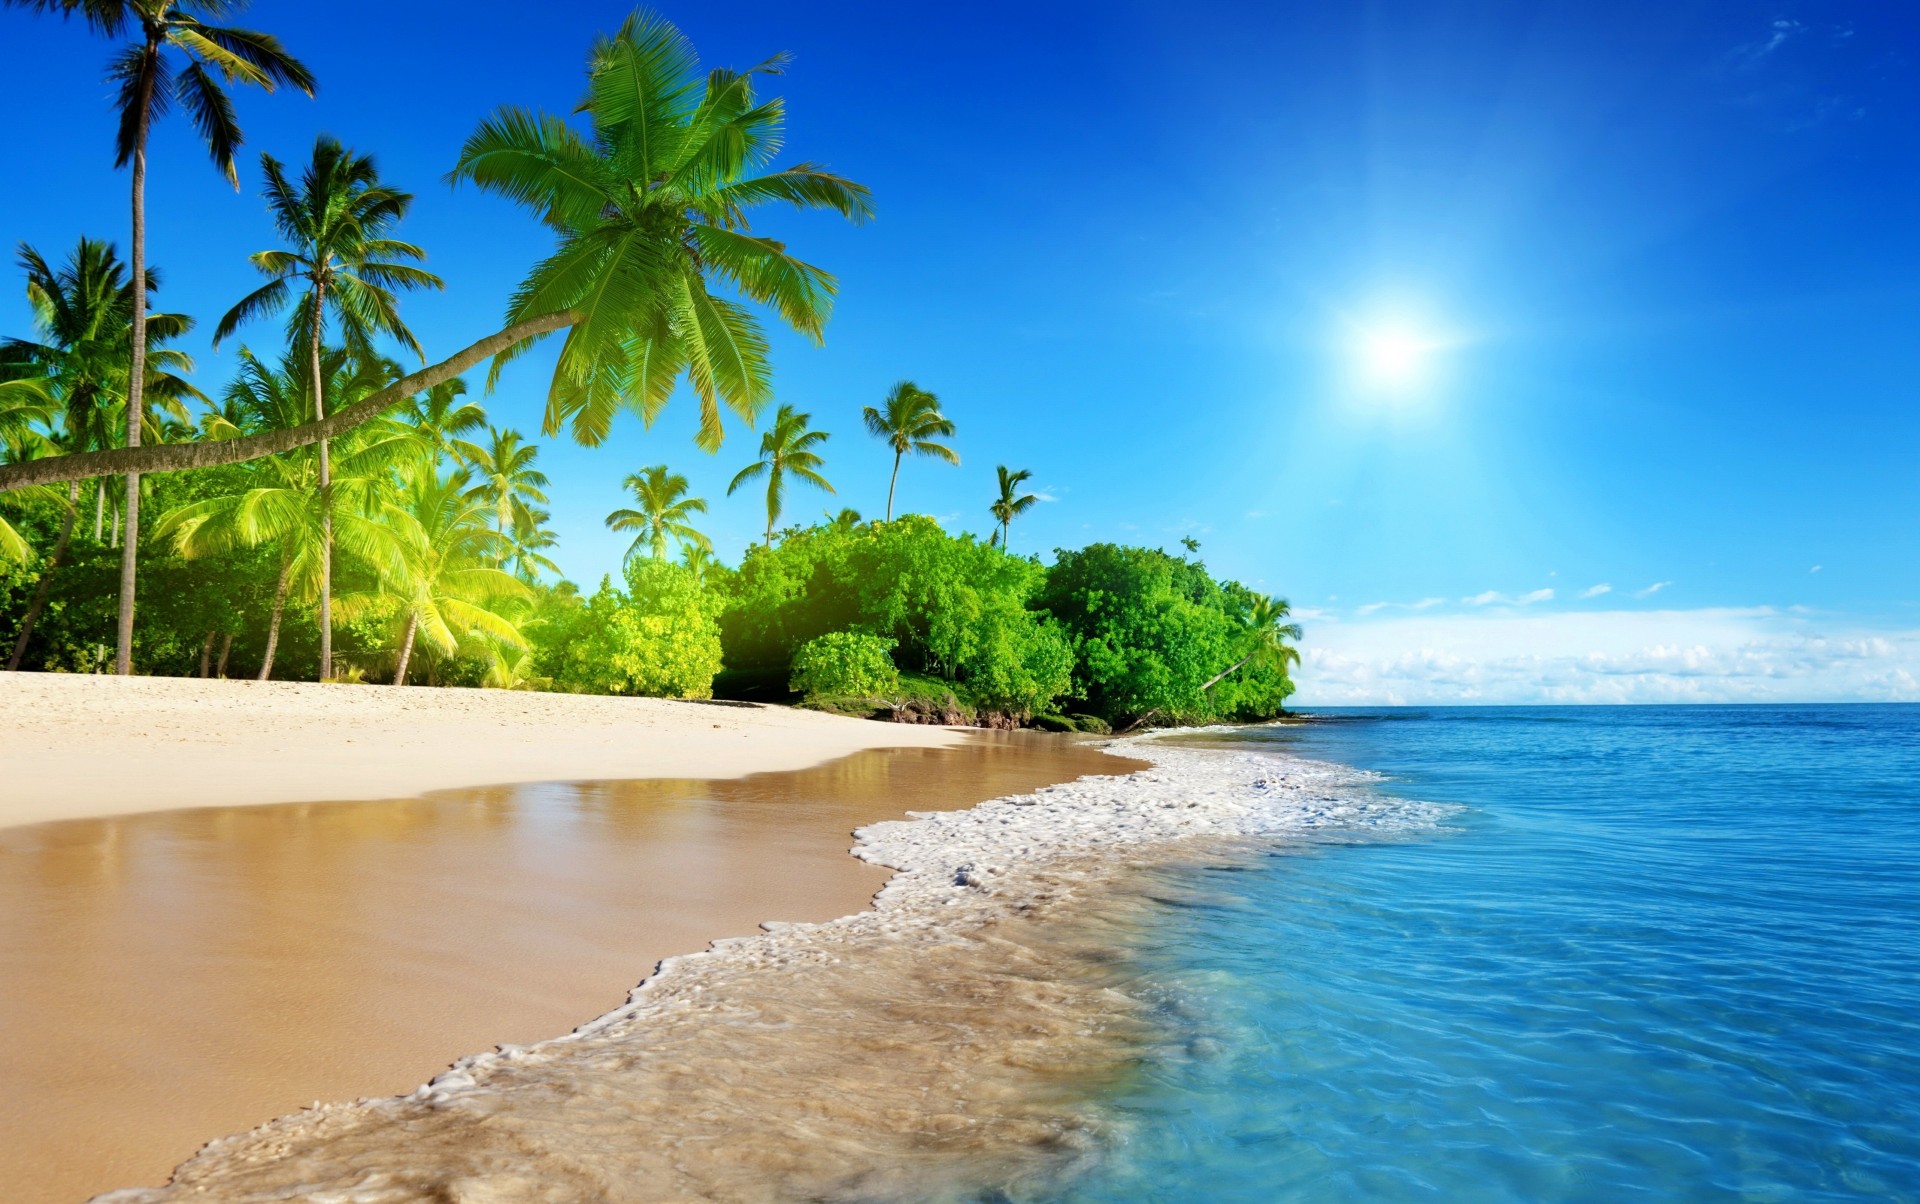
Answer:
top-left (0, 672), bottom-right (965, 830)
top-left (100, 735), bottom-right (1441, 1202)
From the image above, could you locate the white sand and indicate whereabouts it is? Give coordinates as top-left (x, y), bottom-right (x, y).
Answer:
top-left (0, 672), bottom-right (962, 831)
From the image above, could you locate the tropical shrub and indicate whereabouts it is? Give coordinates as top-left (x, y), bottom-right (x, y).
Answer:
top-left (538, 561), bottom-right (723, 698)
top-left (789, 630), bottom-right (900, 700)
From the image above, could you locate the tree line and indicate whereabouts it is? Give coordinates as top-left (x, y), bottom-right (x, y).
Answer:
top-left (0, 4), bottom-right (1301, 727)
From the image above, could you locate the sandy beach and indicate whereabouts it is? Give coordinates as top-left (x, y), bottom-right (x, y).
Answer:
top-left (0, 672), bottom-right (964, 829)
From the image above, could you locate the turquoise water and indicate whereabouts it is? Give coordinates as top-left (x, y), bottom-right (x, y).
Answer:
top-left (1066, 706), bottom-right (1920, 1202)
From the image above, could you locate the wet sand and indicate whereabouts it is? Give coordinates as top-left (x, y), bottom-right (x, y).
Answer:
top-left (0, 732), bottom-right (1135, 1204)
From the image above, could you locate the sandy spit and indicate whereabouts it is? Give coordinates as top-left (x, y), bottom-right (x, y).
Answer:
top-left (0, 672), bottom-right (962, 830)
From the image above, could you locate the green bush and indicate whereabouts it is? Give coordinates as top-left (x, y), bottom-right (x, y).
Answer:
top-left (789, 630), bottom-right (900, 700)
top-left (536, 561), bottom-right (724, 697)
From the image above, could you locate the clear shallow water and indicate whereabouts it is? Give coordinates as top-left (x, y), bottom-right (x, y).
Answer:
top-left (1067, 706), bottom-right (1920, 1203)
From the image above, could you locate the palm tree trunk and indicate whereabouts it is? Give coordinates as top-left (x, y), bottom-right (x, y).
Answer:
top-left (0, 311), bottom-right (578, 492)
top-left (116, 45), bottom-right (158, 677)
top-left (94, 480), bottom-right (104, 541)
top-left (885, 451), bottom-right (901, 521)
top-left (1199, 653), bottom-right (1254, 694)
top-left (392, 612), bottom-right (419, 686)
top-left (198, 631), bottom-right (215, 678)
top-left (309, 285), bottom-right (333, 682)
top-left (257, 555), bottom-right (293, 681)
top-left (7, 480), bottom-right (80, 671)
top-left (215, 632), bottom-right (232, 678)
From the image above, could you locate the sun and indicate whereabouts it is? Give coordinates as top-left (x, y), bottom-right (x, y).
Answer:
top-left (1355, 325), bottom-right (1438, 389)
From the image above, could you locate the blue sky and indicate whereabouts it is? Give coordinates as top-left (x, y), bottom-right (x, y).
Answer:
top-left (3, 1), bottom-right (1918, 702)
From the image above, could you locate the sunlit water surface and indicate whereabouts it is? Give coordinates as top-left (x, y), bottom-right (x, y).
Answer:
top-left (1065, 705), bottom-right (1920, 1202)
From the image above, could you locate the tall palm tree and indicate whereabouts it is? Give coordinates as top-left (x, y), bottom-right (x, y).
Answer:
top-left (341, 467), bottom-right (529, 686)
top-left (505, 505), bottom-right (562, 582)
top-left (1201, 595), bottom-right (1305, 693)
top-left (3, 239), bottom-right (201, 669)
top-left (462, 425), bottom-right (548, 547)
top-left (862, 380), bottom-right (957, 521)
top-left (606, 465), bottom-right (709, 565)
top-left (727, 404), bottom-right (832, 545)
top-left (214, 135), bottom-right (443, 680)
top-left (155, 347), bottom-right (408, 679)
top-left (389, 376), bottom-right (485, 472)
top-left (0, 13), bottom-right (869, 501)
top-left (988, 465), bottom-right (1038, 551)
top-left (4, 0), bottom-right (315, 673)
top-left (449, 10), bottom-right (874, 451)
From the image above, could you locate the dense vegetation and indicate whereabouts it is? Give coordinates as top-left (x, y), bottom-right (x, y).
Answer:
top-left (0, 5), bottom-right (1300, 729)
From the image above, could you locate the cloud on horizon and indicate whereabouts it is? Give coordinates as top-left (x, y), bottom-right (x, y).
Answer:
top-left (1290, 607), bottom-right (1920, 705)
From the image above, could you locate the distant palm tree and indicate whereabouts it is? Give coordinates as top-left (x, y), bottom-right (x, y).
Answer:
top-left (215, 135), bottom-right (444, 679)
top-left (3, 238), bottom-right (201, 669)
top-left (824, 506), bottom-right (862, 531)
top-left (462, 425), bottom-right (549, 547)
top-left (4, 0), bottom-right (316, 673)
top-left (606, 464), bottom-right (709, 564)
top-left (155, 347), bottom-right (410, 679)
top-left (342, 466), bottom-right (529, 686)
top-left (449, 10), bottom-right (873, 451)
top-left (390, 377), bottom-right (485, 472)
top-left (506, 505), bottom-right (562, 582)
top-left (679, 541), bottom-right (718, 584)
top-left (861, 381), bottom-right (957, 520)
top-left (728, 404), bottom-right (832, 545)
top-left (1201, 595), bottom-right (1304, 692)
top-left (988, 465), bottom-right (1038, 551)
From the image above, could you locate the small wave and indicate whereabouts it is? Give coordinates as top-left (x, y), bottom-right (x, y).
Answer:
top-left (98, 739), bottom-right (1439, 1204)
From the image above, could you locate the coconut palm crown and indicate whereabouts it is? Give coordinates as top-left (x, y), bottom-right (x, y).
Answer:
top-left (727, 403), bottom-right (831, 545)
top-left (989, 464), bottom-right (1038, 550)
top-left (861, 380), bottom-right (957, 521)
top-left (447, 8), bottom-right (874, 452)
top-left (606, 464), bottom-right (709, 564)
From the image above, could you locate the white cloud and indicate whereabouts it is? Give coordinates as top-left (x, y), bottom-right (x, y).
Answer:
top-left (1291, 607), bottom-right (1920, 705)
top-left (1634, 581), bottom-right (1672, 598)
top-left (1411, 597), bottom-right (1445, 610)
top-left (1356, 602), bottom-right (1387, 616)
top-left (1580, 583), bottom-right (1612, 599)
top-left (1810, 565), bottom-right (1822, 574)
top-left (1464, 590), bottom-right (1502, 606)
top-left (1518, 588), bottom-right (1555, 605)
top-left (1464, 588), bottom-right (1554, 607)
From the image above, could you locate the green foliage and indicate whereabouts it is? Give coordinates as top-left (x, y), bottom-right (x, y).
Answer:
top-left (537, 561), bottom-right (723, 698)
top-left (789, 630), bottom-right (899, 700)
top-left (721, 515), bottom-right (1071, 717)
top-left (1035, 543), bottom-right (1295, 725)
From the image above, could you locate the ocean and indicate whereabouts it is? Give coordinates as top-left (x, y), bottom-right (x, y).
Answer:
top-left (1063, 705), bottom-right (1920, 1202)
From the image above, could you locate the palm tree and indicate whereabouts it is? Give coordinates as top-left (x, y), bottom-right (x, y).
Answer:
top-left (678, 541), bottom-right (718, 584)
top-left (154, 347), bottom-right (408, 679)
top-left (824, 506), bottom-right (862, 531)
top-left (342, 467), bottom-right (530, 686)
top-left (3, 239), bottom-right (201, 669)
top-left (727, 404), bottom-right (832, 545)
top-left (0, 13), bottom-right (868, 500)
top-left (606, 465), bottom-right (709, 564)
top-left (861, 380), bottom-right (957, 521)
top-left (0, 378), bottom-right (58, 563)
top-left (1200, 595), bottom-right (1305, 693)
top-left (214, 136), bottom-right (443, 680)
top-left (462, 425), bottom-right (549, 548)
top-left (448, 10), bottom-right (874, 451)
top-left (506, 505), bottom-right (562, 582)
top-left (4, 0), bottom-right (315, 673)
top-left (988, 465), bottom-right (1038, 551)
top-left (389, 376), bottom-right (485, 472)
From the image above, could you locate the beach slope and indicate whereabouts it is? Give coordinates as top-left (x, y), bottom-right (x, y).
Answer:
top-left (0, 673), bottom-right (962, 829)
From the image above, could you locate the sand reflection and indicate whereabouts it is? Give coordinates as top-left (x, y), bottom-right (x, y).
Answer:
top-left (0, 731), bottom-right (1132, 1204)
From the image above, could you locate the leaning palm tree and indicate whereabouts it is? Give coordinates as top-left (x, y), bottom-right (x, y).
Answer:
top-left (727, 404), bottom-right (832, 546)
top-left (0, 13), bottom-right (869, 509)
top-left (449, 9), bottom-right (874, 451)
top-left (1201, 595), bottom-right (1305, 692)
top-left (462, 425), bottom-right (549, 547)
top-left (342, 467), bottom-right (530, 686)
top-left (3, 0), bottom-right (315, 673)
top-left (988, 465), bottom-right (1038, 551)
top-left (155, 347), bottom-right (408, 679)
top-left (862, 380), bottom-right (957, 521)
top-left (214, 135), bottom-right (443, 680)
top-left (606, 464), bottom-right (709, 564)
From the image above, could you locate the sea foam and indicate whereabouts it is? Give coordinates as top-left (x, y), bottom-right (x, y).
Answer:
top-left (97, 734), bottom-right (1440, 1203)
